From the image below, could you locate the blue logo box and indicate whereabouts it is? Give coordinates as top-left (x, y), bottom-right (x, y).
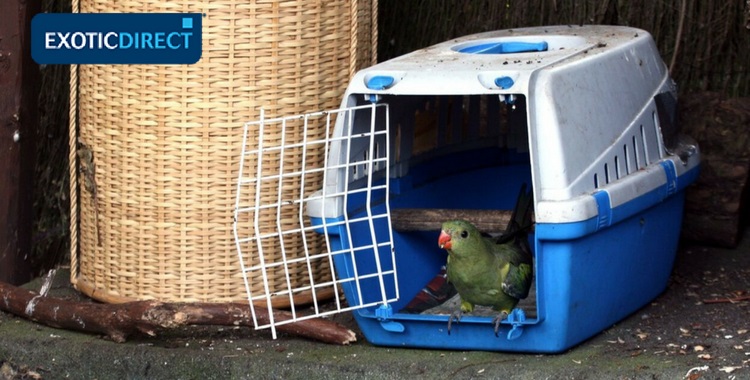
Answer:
top-left (32, 13), bottom-right (203, 64)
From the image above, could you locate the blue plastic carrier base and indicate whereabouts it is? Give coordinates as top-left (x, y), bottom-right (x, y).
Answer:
top-left (312, 159), bottom-right (699, 353)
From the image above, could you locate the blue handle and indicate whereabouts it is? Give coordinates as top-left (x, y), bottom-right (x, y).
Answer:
top-left (459, 41), bottom-right (548, 54)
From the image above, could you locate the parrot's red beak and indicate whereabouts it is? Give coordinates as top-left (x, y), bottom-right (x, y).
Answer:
top-left (438, 231), bottom-right (452, 250)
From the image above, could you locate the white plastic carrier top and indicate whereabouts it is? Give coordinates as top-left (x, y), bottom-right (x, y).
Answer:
top-left (343, 25), bottom-right (698, 224)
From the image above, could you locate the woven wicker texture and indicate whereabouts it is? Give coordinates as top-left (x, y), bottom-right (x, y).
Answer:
top-left (70, 0), bottom-right (377, 305)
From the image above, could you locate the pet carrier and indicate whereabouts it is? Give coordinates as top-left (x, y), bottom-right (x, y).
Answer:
top-left (234, 25), bottom-right (700, 352)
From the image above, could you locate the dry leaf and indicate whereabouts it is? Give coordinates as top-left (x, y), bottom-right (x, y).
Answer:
top-left (719, 366), bottom-right (740, 373)
top-left (684, 365), bottom-right (709, 380)
top-left (694, 345), bottom-right (705, 352)
top-left (698, 353), bottom-right (712, 360)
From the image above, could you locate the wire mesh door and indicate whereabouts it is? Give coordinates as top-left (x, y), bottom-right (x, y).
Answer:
top-left (233, 103), bottom-right (398, 338)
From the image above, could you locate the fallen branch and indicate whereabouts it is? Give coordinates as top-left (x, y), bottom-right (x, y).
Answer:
top-left (0, 280), bottom-right (356, 345)
top-left (702, 294), bottom-right (750, 304)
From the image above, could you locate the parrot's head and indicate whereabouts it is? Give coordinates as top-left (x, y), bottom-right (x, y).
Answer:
top-left (438, 220), bottom-right (481, 254)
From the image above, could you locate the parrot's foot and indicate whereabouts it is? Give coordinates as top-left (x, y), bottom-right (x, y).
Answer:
top-left (447, 310), bottom-right (463, 335)
top-left (491, 311), bottom-right (510, 337)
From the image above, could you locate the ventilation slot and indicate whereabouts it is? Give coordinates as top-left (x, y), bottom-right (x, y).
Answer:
top-left (604, 163), bottom-right (611, 184)
top-left (640, 125), bottom-right (650, 166)
top-left (614, 156), bottom-right (621, 180)
top-left (623, 144), bottom-right (631, 175)
top-left (652, 110), bottom-right (665, 160)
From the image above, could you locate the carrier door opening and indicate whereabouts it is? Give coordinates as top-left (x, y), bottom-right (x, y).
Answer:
top-left (354, 93), bottom-right (540, 326)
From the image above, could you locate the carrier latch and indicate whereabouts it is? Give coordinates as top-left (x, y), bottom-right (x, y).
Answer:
top-left (505, 308), bottom-right (527, 340)
top-left (375, 304), bottom-right (405, 333)
top-left (365, 75), bottom-right (396, 103)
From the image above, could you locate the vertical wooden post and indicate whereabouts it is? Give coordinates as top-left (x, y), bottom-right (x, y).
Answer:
top-left (0, 0), bottom-right (41, 284)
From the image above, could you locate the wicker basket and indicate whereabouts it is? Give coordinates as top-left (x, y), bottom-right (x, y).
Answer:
top-left (69, 0), bottom-right (377, 305)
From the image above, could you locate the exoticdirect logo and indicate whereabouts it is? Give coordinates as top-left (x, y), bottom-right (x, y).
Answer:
top-left (32, 13), bottom-right (202, 64)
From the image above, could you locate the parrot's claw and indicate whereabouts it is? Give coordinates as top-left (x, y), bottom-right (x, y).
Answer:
top-left (447, 310), bottom-right (463, 335)
top-left (491, 311), bottom-right (509, 337)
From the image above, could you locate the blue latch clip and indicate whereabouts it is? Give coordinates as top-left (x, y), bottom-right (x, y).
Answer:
top-left (365, 76), bottom-right (395, 103)
top-left (505, 308), bottom-right (526, 340)
top-left (495, 76), bottom-right (515, 89)
top-left (375, 304), bottom-right (405, 333)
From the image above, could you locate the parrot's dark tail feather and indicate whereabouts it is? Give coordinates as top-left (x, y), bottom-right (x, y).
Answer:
top-left (495, 183), bottom-right (534, 244)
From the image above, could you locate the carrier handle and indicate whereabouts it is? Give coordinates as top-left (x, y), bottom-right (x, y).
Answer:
top-left (459, 41), bottom-right (548, 54)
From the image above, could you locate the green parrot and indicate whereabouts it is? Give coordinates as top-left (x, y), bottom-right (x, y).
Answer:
top-left (437, 185), bottom-right (534, 335)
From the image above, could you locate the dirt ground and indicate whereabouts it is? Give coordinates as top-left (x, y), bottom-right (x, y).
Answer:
top-left (1, 228), bottom-right (749, 380)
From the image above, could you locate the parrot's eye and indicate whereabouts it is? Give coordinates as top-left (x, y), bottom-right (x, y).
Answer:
top-left (460, 230), bottom-right (468, 238)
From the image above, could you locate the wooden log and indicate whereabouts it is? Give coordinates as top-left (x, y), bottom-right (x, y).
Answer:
top-left (701, 294), bottom-right (750, 304)
top-left (391, 208), bottom-right (525, 232)
top-left (0, 280), bottom-right (356, 345)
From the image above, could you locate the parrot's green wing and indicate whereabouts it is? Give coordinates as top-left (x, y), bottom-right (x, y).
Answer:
top-left (487, 240), bottom-right (533, 301)
top-left (501, 259), bottom-right (533, 300)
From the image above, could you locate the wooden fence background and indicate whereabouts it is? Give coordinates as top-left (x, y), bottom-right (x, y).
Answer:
top-left (31, 0), bottom-right (750, 272)
top-left (379, 0), bottom-right (750, 96)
